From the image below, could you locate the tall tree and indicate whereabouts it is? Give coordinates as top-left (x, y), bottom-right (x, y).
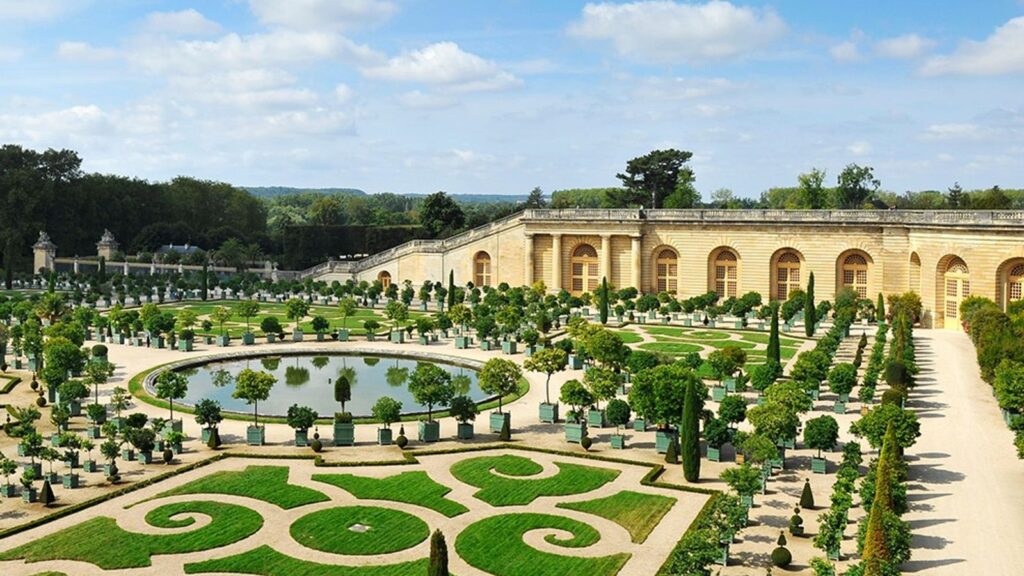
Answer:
top-left (681, 377), bottom-right (701, 482)
top-left (797, 168), bottom-right (828, 209)
top-left (447, 270), bottom-right (456, 309)
top-left (308, 195), bottom-right (344, 225)
top-left (598, 276), bottom-right (609, 325)
top-left (663, 169), bottom-right (701, 208)
top-left (523, 187), bottom-right (546, 209)
top-left (946, 182), bottom-right (964, 209)
top-left (836, 164), bottom-right (880, 209)
top-left (419, 192), bottom-right (465, 237)
top-left (805, 272), bottom-right (817, 337)
top-left (428, 530), bottom-right (449, 576)
top-left (767, 304), bottom-right (781, 366)
top-left (615, 149), bottom-right (695, 208)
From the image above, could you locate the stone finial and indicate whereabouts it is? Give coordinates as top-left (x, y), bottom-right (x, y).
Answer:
top-left (33, 231), bottom-right (55, 249)
top-left (98, 229), bottom-right (116, 244)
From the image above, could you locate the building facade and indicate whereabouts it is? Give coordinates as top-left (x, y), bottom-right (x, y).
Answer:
top-left (311, 209), bottom-right (1024, 330)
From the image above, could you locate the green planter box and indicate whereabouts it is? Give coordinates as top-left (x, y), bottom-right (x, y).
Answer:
top-left (68, 400), bottom-right (81, 417)
top-left (833, 401), bottom-right (846, 414)
top-left (633, 418), bottom-right (646, 432)
top-left (64, 453), bottom-right (79, 469)
top-left (838, 393), bottom-right (850, 403)
top-left (779, 437), bottom-right (796, 450)
top-left (655, 429), bottom-right (679, 454)
top-left (725, 378), bottom-right (737, 393)
top-left (337, 329), bottom-right (349, 342)
top-left (366, 333), bottom-right (376, 342)
top-left (490, 411), bottom-right (510, 433)
top-left (138, 451), bottom-right (153, 464)
top-left (266, 334), bottom-right (277, 344)
top-left (121, 448), bottom-right (135, 461)
top-left (246, 425), bottom-right (265, 446)
top-left (501, 340), bottom-right (517, 355)
top-left (479, 340), bottom-right (493, 351)
top-left (587, 409), bottom-right (606, 428)
top-left (333, 422), bottom-right (355, 446)
top-left (712, 387), bottom-right (727, 402)
top-left (242, 333), bottom-right (255, 345)
top-left (22, 488), bottom-right (37, 503)
top-left (610, 434), bottom-right (626, 449)
top-left (418, 335), bottom-right (429, 346)
top-left (154, 336), bottom-right (165, 349)
top-left (538, 402), bottom-right (559, 423)
top-left (811, 456), bottom-right (827, 474)
top-left (87, 425), bottom-right (101, 439)
top-left (205, 336), bottom-right (214, 345)
top-left (62, 473), bottom-right (79, 489)
top-left (294, 429), bottom-right (309, 447)
top-left (377, 428), bottom-right (393, 445)
top-left (178, 339), bottom-right (193, 352)
top-left (564, 422), bottom-right (587, 443)
top-left (683, 318), bottom-right (693, 327)
top-left (455, 336), bottom-right (471, 349)
top-left (457, 422), bottom-right (474, 440)
top-left (740, 494), bottom-right (754, 508)
top-left (82, 460), bottom-right (97, 473)
top-left (418, 420), bottom-right (440, 442)
top-left (201, 428), bottom-right (212, 443)
top-left (217, 335), bottom-right (231, 347)
top-left (104, 463), bottom-right (117, 477)
top-left (568, 355), bottom-right (584, 370)
top-left (524, 345), bottom-right (536, 357)
top-left (808, 388), bottom-right (820, 401)
top-left (292, 329), bottom-right (304, 342)
top-left (707, 446), bottom-right (722, 462)
top-left (1, 484), bottom-right (15, 497)
top-left (390, 331), bottom-right (405, 343)
top-left (717, 542), bottom-right (729, 567)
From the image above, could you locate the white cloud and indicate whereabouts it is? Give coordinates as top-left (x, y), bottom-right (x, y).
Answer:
top-left (0, 0), bottom-right (85, 22)
top-left (57, 41), bottom-right (117, 62)
top-left (334, 84), bottom-right (353, 104)
top-left (873, 34), bottom-right (935, 59)
top-left (922, 123), bottom-right (988, 141)
top-left (921, 17), bottom-right (1024, 75)
top-left (847, 141), bottom-right (872, 155)
top-left (144, 9), bottom-right (221, 36)
top-left (568, 1), bottom-right (786, 64)
top-left (396, 90), bottom-right (458, 110)
top-left (248, 0), bottom-right (396, 31)
top-left (361, 42), bottom-right (520, 92)
top-left (0, 104), bottom-right (109, 142)
top-left (830, 41), bottom-right (861, 62)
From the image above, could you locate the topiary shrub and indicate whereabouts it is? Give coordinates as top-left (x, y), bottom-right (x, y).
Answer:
top-left (36, 395), bottom-right (47, 408)
top-left (311, 438), bottom-right (323, 453)
top-left (206, 427), bottom-right (222, 449)
top-left (162, 448), bottom-right (174, 464)
top-left (789, 506), bottom-right (804, 536)
top-left (396, 425), bottom-right (408, 449)
top-left (771, 532), bottom-right (792, 567)
top-left (665, 437), bottom-right (679, 464)
top-left (40, 479), bottom-right (56, 506)
top-left (580, 435), bottom-right (592, 451)
top-left (498, 417), bottom-right (511, 441)
top-left (92, 344), bottom-right (108, 357)
top-left (800, 478), bottom-right (815, 509)
top-left (880, 388), bottom-right (906, 406)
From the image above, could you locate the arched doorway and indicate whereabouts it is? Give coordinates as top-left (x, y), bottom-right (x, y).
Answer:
top-left (710, 248), bottom-right (739, 299)
top-left (570, 243), bottom-right (598, 294)
top-left (474, 251), bottom-right (492, 287)
top-left (909, 252), bottom-right (921, 294)
top-left (772, 250), bottom-right (802, 301)
top-left (839, 253), bottom-right (869, 298)
top-left (1008, 263), bottom-right (1024, 308)
top-left (942, 257), bottom-right (970, 330)
top-left (655, 248), bottom-right (679, 294)
top-left (377, 271), bottom-right (392, 290)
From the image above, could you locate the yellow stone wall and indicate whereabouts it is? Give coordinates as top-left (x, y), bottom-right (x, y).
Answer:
top-left (334, 210), bottom-right (1024, 329)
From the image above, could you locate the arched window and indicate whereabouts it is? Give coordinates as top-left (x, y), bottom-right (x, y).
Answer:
top-left (474, 251), bottom-right (492, 287)
top-left (656, 249), bottom-right (678, 293)
top-left (1009, 263), bottom-right (1024, 305)
top-left (841, 254), bottom-right (869, 298)
top-left (775, 251), bottom-right (801, 301)
top-left (377, 271), bottom-right (392, 290)
top-left (943, 257), bottom-right (970, 329)
top-left (714, 250), bottom-right (738, 299)
top-left (909, 252), bottom-right (921, 294)
top-left (570, 244), bottom-right (599, 294)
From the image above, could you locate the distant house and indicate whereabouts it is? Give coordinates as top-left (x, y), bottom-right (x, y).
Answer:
top-left (157, 243), bottom-right (202, 256)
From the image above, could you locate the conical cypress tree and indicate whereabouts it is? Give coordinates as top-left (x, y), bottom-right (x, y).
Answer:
top-left (800, 478), bottom-right (815, 510)
top-left (201, 263), bottom-right (209, 301)
top-left (664, 436), bottom-right (678, 464)
top-left (40, 479), bottom-right (56, 506)
top-left (428, 529), bottom-right (449, 576)
top-left (804, 272), bottom-right (816, 337)
top-left (876, 293), bottom-right (886, 323)
top-left (447, 270), bottom-right (456, 309)
top-left (599, 277), bottom-right (609, 325)
top-left (681, 379), bottom-right (701, 482)
top-left (861, 423), bottom-right (899, 575)
top-left (767, 305), bottom-right (781, 366)
top-left (207, 427), bottom-right (222, 449)
top-left (498, 417), bottom-right (511, 441)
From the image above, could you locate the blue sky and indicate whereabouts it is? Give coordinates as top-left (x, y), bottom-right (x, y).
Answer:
top-left (2, 1), bottom-right (1024, 198)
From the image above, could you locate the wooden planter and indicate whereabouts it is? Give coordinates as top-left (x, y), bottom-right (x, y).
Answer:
top-left (811, 456), bottom-right (827, 474)
top-left (538, 402), bottom-right (559, 424)
top-left (564, 422), bottom-right (587, 443)
top-left (489, 411), bottom-right (510, 433)
top-left (587, 409), bottom-right (606, 428)
top-left (333, 422), bottom-right (355, 446)
top-left (377, 428), bottom-right (393, 445)
top-left (418, 420), bottom-right (440, 442)
top-left (655, 429), bottom-right (679, 454)
top-left (610, 434), bottom-right (626, 449)
top-left (246, 426), bottom-right (265, 446)
top-left (457, 423), bottom-right (475, 440)
top-left (294, 429), bottom-right (309, 447)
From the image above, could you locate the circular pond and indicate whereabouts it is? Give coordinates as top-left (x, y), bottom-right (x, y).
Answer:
top-left (176, 354), bottom-right (483, 418)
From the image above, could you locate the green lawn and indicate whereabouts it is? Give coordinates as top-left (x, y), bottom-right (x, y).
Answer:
top-left (456, 513), bottom-right (630, 576)
top-left (639, 342), bottom-right (704, 356)
top-left (151, 466), bottom-right (328, 510)
top-left (612, 330), bottom-right (644, 344)
top-left (184, 545), bottom-right (429, 576)
top-left (313, 471), bottom-right (468, 517)
top-left (557, 491), bottom-right (676, 543)
top-left (450, 454), bottom-right (620, 506)
top-left (0, 501), bottom-right (262, 569)
top-left (290, 506), bottom-right (428, 555)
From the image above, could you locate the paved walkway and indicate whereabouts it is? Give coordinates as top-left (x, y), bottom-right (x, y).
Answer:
top-left (900, 330), bottom-right (1024, 575)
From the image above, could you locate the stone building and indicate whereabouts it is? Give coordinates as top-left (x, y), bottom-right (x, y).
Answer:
top-left (311, 209), bottom-right (1024, 330)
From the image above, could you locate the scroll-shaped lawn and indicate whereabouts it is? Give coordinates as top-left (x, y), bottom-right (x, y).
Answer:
top-left (557, 490), bottom-right (676, 543)
top-left (152, 465), bottom-right (327, 509)
top-left (184, 545), bottom-right (428, 575)
top-left (449, 454), bottom-right (619, 506)
top-left (455, 513), bottom-right (630, 576)
top-left (0, 501), bottom-right (262, 570)
top-left (290, 506), bottom-right (429, 555)
top-left (312, 471), bottom-right (468, 517)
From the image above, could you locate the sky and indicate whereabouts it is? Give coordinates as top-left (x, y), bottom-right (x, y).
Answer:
top-left (2, 0), bottom-right (1024, 198)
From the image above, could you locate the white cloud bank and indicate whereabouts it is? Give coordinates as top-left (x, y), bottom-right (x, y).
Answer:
top-left (922, 17), bottom-right (1024, 75)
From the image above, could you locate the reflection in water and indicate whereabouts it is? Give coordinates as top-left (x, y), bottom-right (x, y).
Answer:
top-left (180, 354), bottom-right (482, 417)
